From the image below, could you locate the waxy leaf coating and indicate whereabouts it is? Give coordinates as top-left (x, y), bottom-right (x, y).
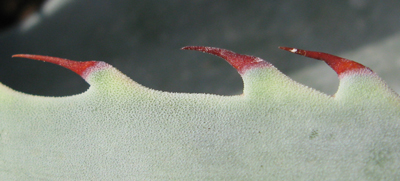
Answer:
top-left (1, 47), bottom-right (400, 180)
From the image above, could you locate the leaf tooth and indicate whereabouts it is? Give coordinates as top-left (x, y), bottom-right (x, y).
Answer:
top-left (182, 46), bottom-right (271, 74)
top-left (278, 47), bottom-right (400, 103)
top-left (12, 54), bottom-right (107, 80)
top-left (278, 47), bottom-right (373, 78)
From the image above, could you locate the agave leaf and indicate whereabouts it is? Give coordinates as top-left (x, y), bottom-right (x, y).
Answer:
top-left (1, 47), bottom-right (399, 180)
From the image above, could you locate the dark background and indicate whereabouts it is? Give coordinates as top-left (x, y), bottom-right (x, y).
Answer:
top-left (1, 0), bottom-right (400, 96)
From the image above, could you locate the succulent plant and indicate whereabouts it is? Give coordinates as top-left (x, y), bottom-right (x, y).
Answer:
top-left (1, 46), bottom-right (399, 180)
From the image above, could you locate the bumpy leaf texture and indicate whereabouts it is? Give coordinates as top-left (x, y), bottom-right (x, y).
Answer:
top-left (1, 47), bottom-right (400, 180)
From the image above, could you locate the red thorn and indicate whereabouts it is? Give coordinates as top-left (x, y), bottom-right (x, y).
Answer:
top-left (182, 46), bottom-right (270, 74)
top-left (12, 54), bottom-right (98, 77)
top-left (279, 47), bottom-right (372, 76)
